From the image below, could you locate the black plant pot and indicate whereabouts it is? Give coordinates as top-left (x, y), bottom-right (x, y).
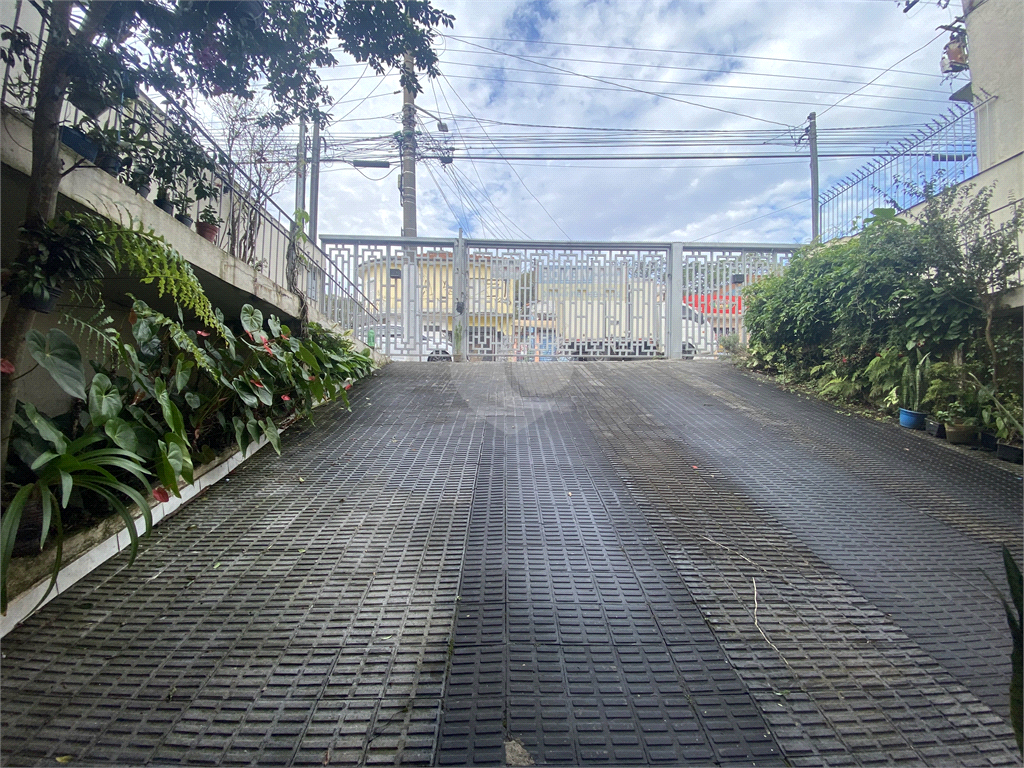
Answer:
top-left (95, 153), bottom-right (123, 176)
top-left (175, 213), bottom-right (194, 228)
top-left (996, 442), bottom-right (1023, 464)
top-left (59, 126), bottom-right (99, 162)
top-left (134, 183), bottom-right (151, 200)
top-left (18, 286), bottom-right (62, 314)
top-left (925, 419), bottom-right (946, 439)
top-left (979, 431), bottom-right (998, 452)
top-left (68, 88), bottom-right (109, 119)
top-left (155, 198), bottom-right (175, 214)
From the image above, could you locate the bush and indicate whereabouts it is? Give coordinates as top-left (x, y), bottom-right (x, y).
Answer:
top-left (743, 187), bottom-right (1023, 417)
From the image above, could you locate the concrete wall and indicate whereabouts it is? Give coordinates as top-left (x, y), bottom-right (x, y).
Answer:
top-left (963, 0), bottom-right (1022, 172)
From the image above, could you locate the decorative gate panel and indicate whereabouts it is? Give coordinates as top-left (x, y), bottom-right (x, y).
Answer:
top-left (320, 236), bottom-right (792, 361)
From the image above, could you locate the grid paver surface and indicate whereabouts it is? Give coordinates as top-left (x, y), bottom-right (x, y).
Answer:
top-left (2, 361), bottom-right (1021, 766)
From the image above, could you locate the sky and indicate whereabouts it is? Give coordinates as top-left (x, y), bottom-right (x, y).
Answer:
top-left (262, 0), bottom-right (969, 245)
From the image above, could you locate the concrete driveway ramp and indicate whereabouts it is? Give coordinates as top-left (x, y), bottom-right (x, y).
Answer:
top-left (1, 361), bottom-right (1020, 766)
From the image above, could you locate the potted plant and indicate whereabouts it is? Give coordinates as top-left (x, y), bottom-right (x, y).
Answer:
top-left (59, 124), bottom-right (99, 162)
top-left (977, 385), bottom-right (1024, 464)
top-left (924, 362), bottom-right (982, 445)
top-left (934, 402), bottom-right (979, 445)
top-left (897, 350), bottom-right (930, 430)
top-left (154, 186), bottom-right (175, 214)
top-left (174, 192), bottom-right (195, 227)
top-left (87, 124), bottom-right (127, 177)
top-left (66, 43), bottom-right (138, 119)
top-left (9, 213), bottom-right (116, 313)
top-left (196, 205), bottom-right (222, 242)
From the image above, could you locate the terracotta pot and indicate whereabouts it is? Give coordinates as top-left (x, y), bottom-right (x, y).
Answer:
top-left (195, 222), bottom-right (220, 242)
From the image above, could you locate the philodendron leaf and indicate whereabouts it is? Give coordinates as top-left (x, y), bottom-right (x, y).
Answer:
top-left (260, 418), bottom-right (281, 455)
top-left (233, 416), bottom-right (248, 454)
top-left (104, 417), bottom-right (138, 453)
top-left (22, 403), bottom-right (67, 454)
top-left (154, 380), bottom-right (186, 437)
top-left (88, 373), bottom-right (122, 427)
top-left (240, 304), bottom-right (263, 335)
top-left (267, 314), bottom-right (282, 338)
top-left (184, 391), bottom-right (201, 410)
top-left (26, 329), bottom-right (87, 401)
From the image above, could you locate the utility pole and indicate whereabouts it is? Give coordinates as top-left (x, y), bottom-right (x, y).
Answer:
top-left (295, 121), bottom-right (307, 226)
top-left (401, 51), bottom-right (417, 238)
top-left (400, 51), bottom-right (418, 343)
top-left (808, 112), bottom-right (820, 241)
top-left (309, 121), bottom-right (321, 245)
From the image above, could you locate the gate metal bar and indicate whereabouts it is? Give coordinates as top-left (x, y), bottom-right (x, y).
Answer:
top-left (320, 235), bottom-right (793, 361)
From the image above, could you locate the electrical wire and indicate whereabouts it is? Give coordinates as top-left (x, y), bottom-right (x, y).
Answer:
top-left (694, 197), bottom-right (812, 241)
top-left (429, 77), bottom-right (535, 240)
top-left (446, 37), bottom-right (796, 128)
top-left (820, 31), bottom-right (946, 116)
top-left (443, 33), bottom-right (948, 79)
top-left (429, 59), bottom-right (948, 103)
top-left (437, 72), bottom-right (572, 240)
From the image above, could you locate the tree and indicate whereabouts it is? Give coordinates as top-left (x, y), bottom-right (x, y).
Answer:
top-left (912, 184), bottom-right (1024, 393)
top-left (0, 0), bottom-right (454, 476)
top-left (209, 95), bottom-right (296, 267)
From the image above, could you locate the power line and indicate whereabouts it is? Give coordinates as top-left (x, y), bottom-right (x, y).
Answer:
top-left (418, 152), bottom-right (908, 161)
top-left (434, 48), bottom-right (950, 96)
top-left (694, 197), bottom-right (812, 242)
top-left (437, 72), bottom-right (573, 240)
top-left (446, 37), bottom-right (796, 128)
top-left (820, 31), bottom-right (946, 117)
top-left (428, 78), bottom-right (535, 240)
top-left (442, 33), bottom-right (948, 79)
top-left (432, 72), bottom-right (947, 117)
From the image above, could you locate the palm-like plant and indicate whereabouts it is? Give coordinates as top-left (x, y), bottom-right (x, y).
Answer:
top-left (1, 403), bottom-right (152, 613)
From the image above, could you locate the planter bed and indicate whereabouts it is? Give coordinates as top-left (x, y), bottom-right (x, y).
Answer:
top-left (1, 437), bottom-right (269, 637)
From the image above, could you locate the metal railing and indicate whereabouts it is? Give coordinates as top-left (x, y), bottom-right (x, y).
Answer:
top-left (819, 104), bottom-right (979, 241)
top-left (0, 0), bottom-right (377, 336)
top-left (321, 235), bottom-right (793, 361)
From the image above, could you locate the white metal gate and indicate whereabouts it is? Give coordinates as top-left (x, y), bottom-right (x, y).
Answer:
top-left (320, 236), bottom-right (792, 361)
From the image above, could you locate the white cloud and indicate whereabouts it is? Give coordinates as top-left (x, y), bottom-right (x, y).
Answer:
top-left (285, 0), bottom-right (968, 245)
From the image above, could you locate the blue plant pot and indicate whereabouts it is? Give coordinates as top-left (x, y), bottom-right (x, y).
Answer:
top-left (899, 408), bottom-right (926, 430)
top-left (59, 126), bottom-right (98, 162)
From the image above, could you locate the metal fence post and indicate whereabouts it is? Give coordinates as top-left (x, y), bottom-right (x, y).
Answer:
top-left (666, 243), bottom-right (684, 360)
top-left (454, 236), bottom-right (468, 361)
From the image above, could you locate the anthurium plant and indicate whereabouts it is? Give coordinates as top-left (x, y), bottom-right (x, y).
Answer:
top-left (1, 304), bottom-right (373, 613)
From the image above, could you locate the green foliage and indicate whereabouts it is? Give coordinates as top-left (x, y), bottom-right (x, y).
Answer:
top-left (48, 1), bottom-right (454, 128)
top-left (899, 349), bottom-right (931, 413)
top-left (25, 329), bottom-right (87, 402)
top-left (11, 213), bottom-right (117, 303)
top-left (2, 302), bottom-right (374, 612)
top-left (742, 185), bottom-right (1023, 420)
top-left (2, 403), bottom-right (153, 614)
top-left (985, 546), bottom-right (1023, 753)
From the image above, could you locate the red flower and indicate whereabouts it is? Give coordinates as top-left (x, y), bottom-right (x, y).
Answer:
top-left (197, 330), bottom-right (211, 338)
top-left (1, 358), bottom-right (14, 375)
top-left (281, 395), bottom-right (291, 402)
top-left (246, 331), bottom-right (255, 341)
top-left (250, 378), bottom-right (264, 388)
top-left (153, 487), bottom-right (170, 503)
top-left (262, 338), bottom-right (275, 357)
